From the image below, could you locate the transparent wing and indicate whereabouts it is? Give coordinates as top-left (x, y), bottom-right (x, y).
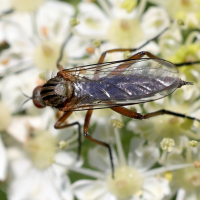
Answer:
top-left (63, 58), bottom-right (178, 76)
top-left (63, 58), bottom-right (181, 111)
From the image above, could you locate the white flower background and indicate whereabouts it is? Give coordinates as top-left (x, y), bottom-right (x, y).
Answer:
top-left (1, 0), bottom-right (200, 200)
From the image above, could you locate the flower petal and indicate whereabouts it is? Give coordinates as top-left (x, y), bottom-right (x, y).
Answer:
top-left (142, 177), bottom-right (170, 200)
top-left (76, 2), bottom-right (109, 36)
top-left (72, 179), bottom-right (110, 200)
top-left (0, 135), bottom-right (7, 181)
top-left (8, 168), bottom-right (71, 200)
top-left (88, 146), bottom-right (118, 173)
top-left (128, 138), bottom-right (159, 172)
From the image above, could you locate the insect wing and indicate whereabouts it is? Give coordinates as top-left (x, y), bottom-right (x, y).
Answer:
top-left (66, 58), bottom-right (181, 111)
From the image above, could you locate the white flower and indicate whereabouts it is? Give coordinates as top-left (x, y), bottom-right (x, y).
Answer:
top-left (127, 94), bottom-right (200, 151)
top-left (0, 68), bottom-right (41, 113)
top-left (7, 147), bottom-right (75, 200)
top-left (6, 109), bottom-right (83, 200)
top-left (160, 138), bottom-right (175, 152)
top-left (74, 0), bottom-right (169, 49)
top-left (0, 135), bottom-right (7, 181)
top-left (164, 139), bottom-right (200, 200)
top-left (0, 0), bottom-right (89, 76)
top-left (0, 0), bottom-right (91, 114)
top-left (70, 132), bottom-right (193, 200)
top-left (68, 124), bottom-right (177, 200)
top-left (150, 0), bottom-right (200, 28)
top-left (141, 7), bottom-right (170, 36)
top-left (158, 25), bottom-right (183, 58)
top-left (90, 109), bottom-right (121, 145)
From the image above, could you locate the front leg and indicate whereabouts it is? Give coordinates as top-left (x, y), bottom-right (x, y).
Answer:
top-left (83, 110), bottom-right (115, 178)
top-left (54, 111), bottom-right (82, 160)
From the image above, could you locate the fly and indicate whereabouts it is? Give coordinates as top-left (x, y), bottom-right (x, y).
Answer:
top-left (30, 31), bottom-right (200, 178)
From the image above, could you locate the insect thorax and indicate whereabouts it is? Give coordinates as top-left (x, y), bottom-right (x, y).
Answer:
top-left (40, 76), bottom-right (73, 107)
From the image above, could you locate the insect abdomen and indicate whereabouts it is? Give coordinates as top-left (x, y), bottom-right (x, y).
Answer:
top-left (74, 69), bottom-right (181, 105)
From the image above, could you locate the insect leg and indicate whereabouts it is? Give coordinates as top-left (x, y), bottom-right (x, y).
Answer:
top-left (108, 51), bottom-right (160, 76)
top-left (142, 110), bottom-right (200, 122)
top-left (94, 28), bottom-right (169, 78)
top-left (94, 27), bottom-right (168, 77)
top-left (130, 51), bottom-right (200, 69)
top-left (54, 111), bottom-right (82, 160)
top-left (57, 63), bottom-right (64, 71)
top-left (97, 27), bottom-right (168, 64)
top-left (111, 107), bottom-right (143, 119)
top-left (128, 51), bottom-right (160, 60)
top-left (56, 33), bottom-right (73, 71)
top-left (111, 106), bottom-right (200, 122)
top-left (174, 61), bottom-right (200, 67)
top-left (84, 110), bottom-right (115, 178)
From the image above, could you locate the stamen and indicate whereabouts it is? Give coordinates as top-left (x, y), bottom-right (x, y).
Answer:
top-left (39, 72), bottom-right (46, 81)
top-left (194, 161), bottom-right (200, 168)
top-left (59, 133), bottom-right (79, 150)
top-left (123, 51), bottom-right (131, 59)
top-left (41, 26), bottom-right (48, 37)
top-left (111, 119), bottom-right (126, 166)
top-left (129, 107), bottom-right (137, 112)
top-left (70, 18), bottom-right (80, 27)
top-left (92, 40), bottom-right (101, 48)
top-left (59, 141), bottom-right (68, 149)
top-left (164, 171), bottom-right (173, 182)
top-left (86, 47), bottom-right (95, 54)
top-left (177, 19), bottom-right (185, 26)
top-left (160, 138), bottom-right (175, 152)
top-left (1, 58), bottom-right (9, 65)
top-left (121, 0), bottom-right (137, 13)
top-left (110, 119), bottom-right (124, 129)
top-left (188, 140), bottom-right (198, 147)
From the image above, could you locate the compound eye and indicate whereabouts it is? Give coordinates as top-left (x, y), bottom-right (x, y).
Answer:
top-left (32, 86), bottom-right (46, 108)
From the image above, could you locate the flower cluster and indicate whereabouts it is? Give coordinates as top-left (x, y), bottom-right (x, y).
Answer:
top-left (0, 0), bottom-right (200, 200)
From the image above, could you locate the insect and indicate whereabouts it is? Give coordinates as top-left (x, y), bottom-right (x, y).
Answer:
top-left (31, 30), bottom-right (200, 178)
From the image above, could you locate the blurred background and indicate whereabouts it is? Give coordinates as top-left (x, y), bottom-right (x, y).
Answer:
top-left (1, 0), bottom-right (200, 200)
